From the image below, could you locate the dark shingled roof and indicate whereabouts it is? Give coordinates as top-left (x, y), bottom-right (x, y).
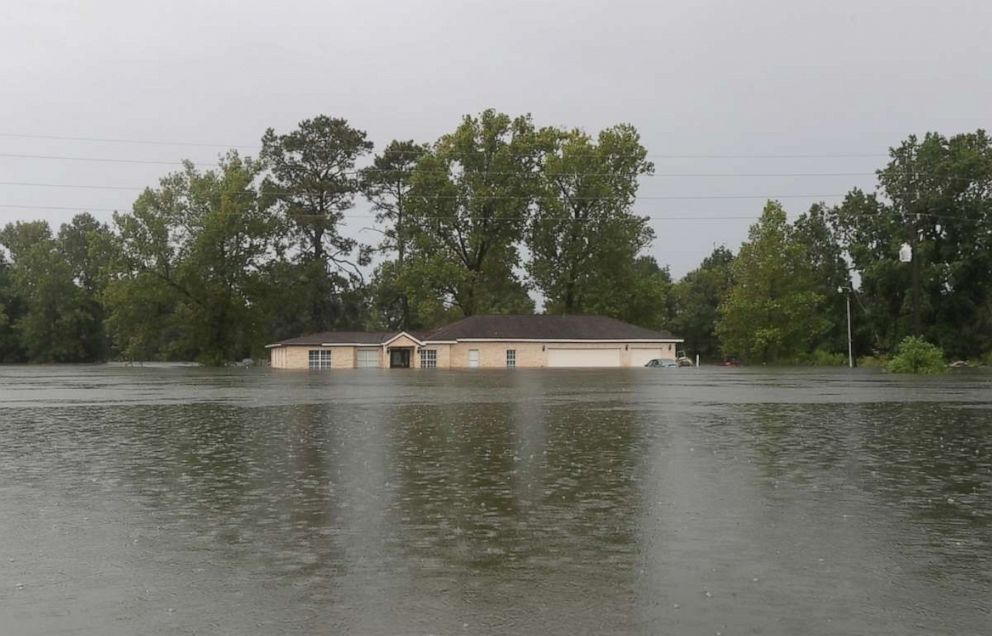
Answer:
top-left (424, 315), bottom-right (678, 341)
top-left (269, 316), bottom-right (680, 347)
top-left (271, 331), bottom-right (395, 347)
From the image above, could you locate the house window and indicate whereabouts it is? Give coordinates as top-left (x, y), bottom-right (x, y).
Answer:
top-left (421, 349), bottom-right (437, 369)
top-left (356, 349), bottom-right (379, 368)
top-left (308, 350), bottom-right (332, 370)
top-left (506, 349), bottom-right (516, 368)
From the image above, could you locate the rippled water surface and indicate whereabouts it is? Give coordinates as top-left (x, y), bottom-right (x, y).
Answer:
top-left (1, 366), bottom-right (990, 635)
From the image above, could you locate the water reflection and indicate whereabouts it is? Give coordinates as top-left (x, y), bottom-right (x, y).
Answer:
top-left (737, 400), bottom-right (991, 579)
top-left (0, 368), bottom-right (990, 635)
top-left (732, 401), bottom-right (992, 633)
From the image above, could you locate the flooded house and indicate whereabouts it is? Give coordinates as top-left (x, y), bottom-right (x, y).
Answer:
top-left (267, 314), bottom-right (682, 369)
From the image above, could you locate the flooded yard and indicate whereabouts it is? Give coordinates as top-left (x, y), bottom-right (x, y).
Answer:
top-left (1, 366), bottom-right (990, 635)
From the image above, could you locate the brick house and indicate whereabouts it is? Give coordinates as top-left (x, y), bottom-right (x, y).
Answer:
top-left (267, 314), bottom-right (682, 370)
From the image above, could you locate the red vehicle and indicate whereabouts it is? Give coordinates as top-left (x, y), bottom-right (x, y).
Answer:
top-left (718, 358), bottom-right (742, 367)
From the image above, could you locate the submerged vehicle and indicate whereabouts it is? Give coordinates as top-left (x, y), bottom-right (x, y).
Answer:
top-left (645, 359), bottom-right (679, 368)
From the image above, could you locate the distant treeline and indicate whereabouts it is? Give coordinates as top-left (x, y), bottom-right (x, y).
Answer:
top-left (0, 112), bottom-right (989, 365)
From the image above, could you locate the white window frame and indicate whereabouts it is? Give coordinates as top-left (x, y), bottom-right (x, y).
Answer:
top-left (421, 349), bottom-right (437, 369)
top-left (308, 349), bottom-right (332, 370)
top-left (356, 349), bottom-right (379, 368)
top-left (506, 349), bottom-right (516, 368)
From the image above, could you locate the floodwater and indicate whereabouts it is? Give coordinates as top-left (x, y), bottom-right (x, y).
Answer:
top-left (1, 366), bottom-right (990, 636)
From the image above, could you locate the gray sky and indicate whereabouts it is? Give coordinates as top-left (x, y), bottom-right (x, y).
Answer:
top-left (2, 0), bottom-right (990, 277)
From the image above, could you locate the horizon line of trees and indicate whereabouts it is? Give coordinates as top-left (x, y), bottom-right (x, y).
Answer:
top-left (0, 113), bottom-right (989, 365)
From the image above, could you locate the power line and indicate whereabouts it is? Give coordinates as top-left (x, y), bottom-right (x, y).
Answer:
top-left (0, 131), bottom-right (889, 159)
top-left (0, 152), bottom-right (202, 166)
top-left (0, 203), bottom-right (788, 220)
top-left (6, 151), bottom-right (968, 181)
top-left (0, 153), bottom-right (882, 176)
top-left (0, 180), bottom-right (848, 201)
top-left (0, 181), bottom-right (144, 192)
top-left (0, 132), bottom-right (257, 149)
top-left (0, 203), bottom-right (981, 224)
top-left (363, 149), bottom-right (889, 159)
top-left (647, 153), bottom-right (886, 159)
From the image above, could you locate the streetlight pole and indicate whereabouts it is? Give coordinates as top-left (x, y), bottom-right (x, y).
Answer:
top-left (899, 240), bottom-right (918, 335)
top-left (846, 290), bottom-right (853, 368)
top-left (909, 222), bottom-right (921, 336)
top-left (900, 180), bottom-right (922, 337)
top-left (840, 285), bottom-right (853, 369)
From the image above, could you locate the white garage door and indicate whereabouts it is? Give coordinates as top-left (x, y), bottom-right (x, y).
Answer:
top-left (546, 348), bottom-right (622, 368)
top-left (356, 349), bottom-right (380, 368)
top-left (629, 348), bottom-right (666, 367)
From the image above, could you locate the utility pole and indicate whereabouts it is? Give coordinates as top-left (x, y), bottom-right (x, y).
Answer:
top-left (909, 215), bottom-right (921, 336)
top-left (846, 290), bottom-right (853, 368)
top-left (840, 285), bottom-right (854, 368)
top-left (900, 174), bottom-right (923, 337)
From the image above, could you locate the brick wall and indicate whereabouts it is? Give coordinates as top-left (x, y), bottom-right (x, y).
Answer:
top-left (270, 345), bottom-right (357, 369)
top-left (272, 340), bottom-right (679, 369)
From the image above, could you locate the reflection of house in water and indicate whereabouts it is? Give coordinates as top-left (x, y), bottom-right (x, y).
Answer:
top-left (267, 314), bottom-right (682, 370)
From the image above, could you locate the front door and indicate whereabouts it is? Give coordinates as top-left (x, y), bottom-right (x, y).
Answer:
top-left (389, 348), bottom-right (412, 368)
top-left (468, 349), bottom-right (480, 368)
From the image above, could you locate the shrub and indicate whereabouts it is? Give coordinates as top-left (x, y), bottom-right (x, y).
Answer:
top-left (857, 355), bottom-right (888, 368)
top-left (797, 348), bottom-right (847, 366)
top-left (980, 351), bottom-right (992, 367)
top-left (885, 337), bottom-right (946, 374)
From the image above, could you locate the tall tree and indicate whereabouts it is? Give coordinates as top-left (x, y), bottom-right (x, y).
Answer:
top-left (0, 220), bottom-right (100, 362)
top-left (58, 213), bottom-right (115, 359)
top-left (831, 130), bottom-right (992, 358)
top-left (610, 255), bottom-right (675, 330)
top-left (106, 154), bottom-right (278, 364)
top-left (0, 251), bottom-right (23, 361)
top-left (360, 139), bottom-right (429, 328)
top-left (405, 110), bottom-right (538, 317)
top-left (829, 189), bottom-right (905, 353)
top-left (367, 259), bottom-right (458, 330)
top-left (792, 203), bottom-right (852, 354)
top-left (527, 124), bottom-right (655, 316)
top-left (716, 202), bottom-right (831, 362)
top-left (260, 115), bottom-right (373, 332)
top-left (670, 246), bottom-right (735, 360)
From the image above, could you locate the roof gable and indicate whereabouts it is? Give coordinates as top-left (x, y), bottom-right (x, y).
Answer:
top-left (382, 331), bottom-right (425, 347)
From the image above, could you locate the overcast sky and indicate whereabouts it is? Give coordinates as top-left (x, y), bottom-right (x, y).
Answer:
top-left (2, 0), bottom-right (990, 277)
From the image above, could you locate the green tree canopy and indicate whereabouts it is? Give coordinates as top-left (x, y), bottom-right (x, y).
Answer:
top-left (831, 130), bottom-right (992, 358)
top-left (0, 220), bottom-right (104, 362)
top-left (0, 254), bottom-right (10, 330)
top-left (360, 139), bottom-right (429, 328)
top-left (527, 124), bottom-right (655, 317)
top-left (106, 154), bottom-right (278, 364)
top-left (260, 115), bottom-right (373, 333)
top-left (792, 203), bottom-right (852, 353)
top-left (609, 255), bottom-right (675, 330)
top-left (405, 110), bottom-right (538, 317)
top-left (670, 246), bottom-right (735, 361)
top-left (58, 213), bottom-right (114, 294)
top-left (716, 202), bottom-right (831, 363)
